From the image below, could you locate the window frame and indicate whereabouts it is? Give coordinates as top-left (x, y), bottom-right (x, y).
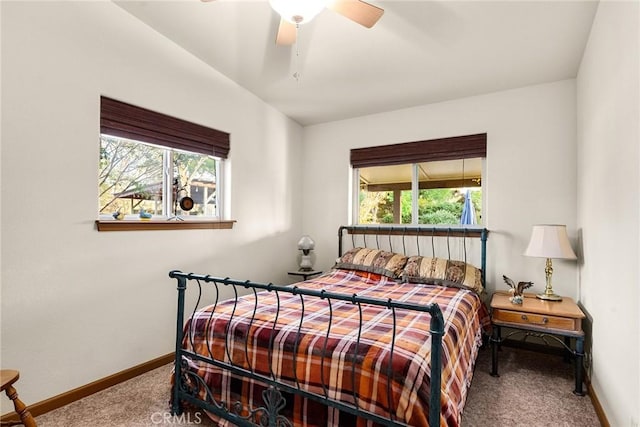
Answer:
top-left (96, 96), bottom-right (233, 231)
top-left (350, 133), bottom-right (487, 226)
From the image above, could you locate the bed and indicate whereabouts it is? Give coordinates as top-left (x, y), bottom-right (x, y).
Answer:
top-left (170, 225), bottom-right (490, 426)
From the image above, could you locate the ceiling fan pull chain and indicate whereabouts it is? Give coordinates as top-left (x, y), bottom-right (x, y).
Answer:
top-left (293, 23), bottom-right (301, 82)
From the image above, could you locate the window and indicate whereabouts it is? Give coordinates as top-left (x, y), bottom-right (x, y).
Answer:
top-left (97, 96), bottom-right (231, 228)
top-left (99, 136), bottom-right (221, 218)
top-left (351, 134), bottom-right (486, 226)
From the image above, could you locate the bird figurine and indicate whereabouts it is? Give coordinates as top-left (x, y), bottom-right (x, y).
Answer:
top-left (112, 210), bottom-right (125, 220)
top-left (139, 209), bottom-right (152, 220)
top-left (502, 275), bottom-right (533, 304)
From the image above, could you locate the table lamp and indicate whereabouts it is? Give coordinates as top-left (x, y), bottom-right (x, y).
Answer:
top-left (297, 235), bottom-right (315, 271)
top-left (524, 224), bottom-right (577, 301)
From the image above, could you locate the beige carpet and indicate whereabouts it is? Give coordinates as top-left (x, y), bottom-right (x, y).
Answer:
top-left (34, 345), bottom-right (600, 426)
top-left (463, 346), bottom-right (600, 426)
top-left (34, 365), bottom-right (216, 427)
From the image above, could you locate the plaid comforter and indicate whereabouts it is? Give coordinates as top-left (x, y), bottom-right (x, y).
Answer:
top-left (181, 269), bottom-right (490, 427)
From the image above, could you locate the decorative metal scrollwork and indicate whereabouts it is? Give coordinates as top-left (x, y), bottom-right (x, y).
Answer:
top-left (258, 386), bottom-right (292, 427)
top-left (230, 386), bottom-right (292, 427)
top-left (502, 330), bottom-right (579, 355)
top-left (180, 362), bottom-right (230, 413)
top-left (178, 359), bottom-right (292, 426)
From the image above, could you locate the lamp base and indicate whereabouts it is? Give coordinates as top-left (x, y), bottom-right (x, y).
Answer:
top-left (299, 254), bottom-right (313, 271)
top-left (536, 292), bottom-right (563, 301)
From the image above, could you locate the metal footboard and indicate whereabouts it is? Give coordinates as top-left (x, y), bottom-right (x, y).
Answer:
top-left (169, 272), bottom-right (445, 427)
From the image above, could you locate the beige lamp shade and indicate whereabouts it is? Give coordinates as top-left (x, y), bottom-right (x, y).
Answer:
top-left (524, 224), bottom-right (576, 260)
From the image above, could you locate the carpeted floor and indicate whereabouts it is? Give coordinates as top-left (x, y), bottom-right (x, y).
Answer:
top-left (462, 345), bottom-right (600, 426)
top-left (34, 345), bottom-right (600, 426)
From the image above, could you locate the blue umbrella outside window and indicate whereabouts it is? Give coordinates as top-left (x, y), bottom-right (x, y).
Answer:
top-left (460, 190), bottom-right (476, 225)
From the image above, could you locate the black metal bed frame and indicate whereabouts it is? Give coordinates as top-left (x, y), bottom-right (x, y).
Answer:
top-left (170, 225), bottom-right (489, 427)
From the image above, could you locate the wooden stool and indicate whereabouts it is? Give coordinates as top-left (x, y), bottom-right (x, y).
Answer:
top-left (1, 370), bottom-right (36, 427)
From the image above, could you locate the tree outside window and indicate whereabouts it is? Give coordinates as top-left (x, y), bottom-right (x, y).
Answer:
top-left (99, 135), bottom-right (220, 219)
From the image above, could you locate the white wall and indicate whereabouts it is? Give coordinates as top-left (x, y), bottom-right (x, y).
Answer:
top-left (577, 1), bottom-right (640, 425)
top-left (302, 80), bottom-right (578, 299)
top-left (0, 1), bottom-right (303, 412)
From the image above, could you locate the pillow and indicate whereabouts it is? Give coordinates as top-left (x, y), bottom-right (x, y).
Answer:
top-left (402, 256), bottom-right (484, 294)
top-left (334, 247), bottom-right (408, 279)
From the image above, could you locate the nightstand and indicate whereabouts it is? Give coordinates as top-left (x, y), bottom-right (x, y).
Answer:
top-left (287, 270), bottom-right (322, 282)
top-left (489, 291), bottom-right (586, 395)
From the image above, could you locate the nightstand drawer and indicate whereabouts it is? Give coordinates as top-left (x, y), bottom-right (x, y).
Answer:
top-left (493, 309), bottom-right (576, 331)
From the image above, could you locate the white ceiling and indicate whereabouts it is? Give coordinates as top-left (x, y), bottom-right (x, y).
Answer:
top-left (115, 0), bottom-right (598, 126)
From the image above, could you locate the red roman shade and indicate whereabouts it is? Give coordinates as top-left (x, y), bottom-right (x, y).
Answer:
top-left (350, 133), bottom-right (486, 168)
top-left (100, 96), bottom-right (230, 159)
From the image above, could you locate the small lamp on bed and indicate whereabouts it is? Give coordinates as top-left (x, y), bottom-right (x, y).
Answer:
top-left (297, 235), bottom-right (315, 271)
top-left (524, 224), bottom-right (577, 301)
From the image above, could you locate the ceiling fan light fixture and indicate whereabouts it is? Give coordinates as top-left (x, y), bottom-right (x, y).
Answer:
top-left (269, 0), bottom-right (328, 25)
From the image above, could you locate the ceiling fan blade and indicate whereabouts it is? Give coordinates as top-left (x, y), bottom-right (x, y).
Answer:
top-left (327, 0), bottom-right (384, 28)
top-left (276, 18), bottom-right (297, 45)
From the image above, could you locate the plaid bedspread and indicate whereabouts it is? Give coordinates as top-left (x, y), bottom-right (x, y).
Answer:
top-left (181, 269), bottom-right (490, 427)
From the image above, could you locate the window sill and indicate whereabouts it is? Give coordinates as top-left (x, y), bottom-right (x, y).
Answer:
top-left (95, 219), bottom-right (236, 232)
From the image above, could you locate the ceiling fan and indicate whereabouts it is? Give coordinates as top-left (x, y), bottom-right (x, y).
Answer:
top-left (202, 0), bottom-right (384, 45)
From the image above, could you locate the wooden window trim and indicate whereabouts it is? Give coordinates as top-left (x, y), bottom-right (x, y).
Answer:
top-left (99, 97), bottom-right (231, 227)
top-left (95, 219), bottom-right (236, 232)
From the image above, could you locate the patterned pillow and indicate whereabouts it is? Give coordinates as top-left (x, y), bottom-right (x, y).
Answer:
top-left (402, 256), bottom-right (484, 294)
top-left (334, 247), bottom-right (408, 279)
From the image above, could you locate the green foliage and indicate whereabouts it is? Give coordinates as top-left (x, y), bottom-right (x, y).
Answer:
top-left (400, 191), bottom-right (412, 223)
top-left (419, 210), bottom-right (461, 224)
top-left (381, 213), bottom-right (394, 223)
top-left (359, 190), bottom-right (391, 223)
top-left (416, 189), bottom-right (463, 225)
top-left (359, 187), bottom-right (480, 225)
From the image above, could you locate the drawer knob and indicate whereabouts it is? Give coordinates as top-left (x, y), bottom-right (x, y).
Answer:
top-left (521, 315), bottom-right (528, 321)
top-left (542, 317), bottom-right (548, 324)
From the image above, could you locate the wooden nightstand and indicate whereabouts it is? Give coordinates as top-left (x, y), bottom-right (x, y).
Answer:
top-left (489, 291), bottom-right (586, 396)
top-left (287, 270), bottom-right (322, 282)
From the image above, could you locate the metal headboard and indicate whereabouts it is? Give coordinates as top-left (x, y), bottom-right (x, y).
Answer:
top-left (338, 225), bottom-right (489, 288)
